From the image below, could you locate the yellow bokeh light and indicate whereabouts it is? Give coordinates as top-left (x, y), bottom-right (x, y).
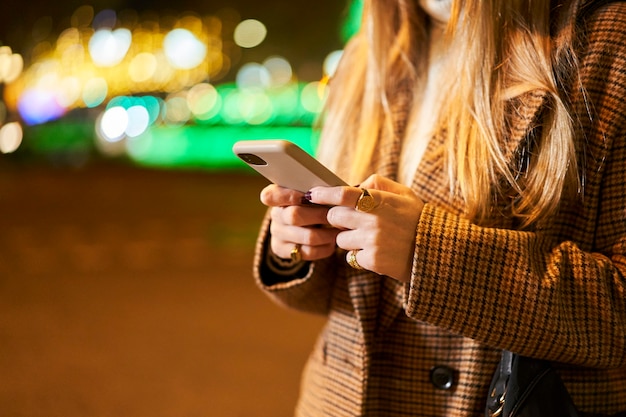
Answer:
top-left (177, 15), bottom-right (204, 34)
top-left (71, 5), bottom-right (95, 29)
top-left (0, 46), bottom-right (24, 83)
top-left (164, 94), bottom-right (191, 125)
top-left (13, 9), bottom-right (229, 104)
top-left (0, 122), bottom-right (23, 154)
top-left (301, 81), bottom-right (327, 113)
top-left (187, 83), bottom-right (219, 117)
top-left (57, 76), bottom-right (82, 107)
top-left (57, 28), bottom-right (82, 53)
top-left (233, 19), bottom-right (267, 49)
top-left (6, 5), bottom-right (327, 132)
top-left (129, 52), bottom-right (157, 82)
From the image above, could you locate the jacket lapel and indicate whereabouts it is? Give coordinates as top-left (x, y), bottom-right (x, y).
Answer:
top-left (351, 84), bottom-right (416, 341)
top-left (346, 83), bottom-right (412, 345)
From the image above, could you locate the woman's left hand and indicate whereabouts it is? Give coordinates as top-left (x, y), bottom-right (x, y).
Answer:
top-left (306, 174), bottom-right (424, 282)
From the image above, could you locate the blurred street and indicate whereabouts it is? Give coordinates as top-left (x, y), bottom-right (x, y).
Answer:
top-left (0, 162), bottom-right (324, 416)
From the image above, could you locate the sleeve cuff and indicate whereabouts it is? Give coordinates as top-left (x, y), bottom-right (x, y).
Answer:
top-left (260, 239), bottom-right (311, 285)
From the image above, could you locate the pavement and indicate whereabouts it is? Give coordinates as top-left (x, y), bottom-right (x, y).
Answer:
top-left (0, 160), bottom-right (324, 417)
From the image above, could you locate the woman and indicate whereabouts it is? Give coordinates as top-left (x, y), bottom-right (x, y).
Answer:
top-left (254, 0), bottom-right (626, 415)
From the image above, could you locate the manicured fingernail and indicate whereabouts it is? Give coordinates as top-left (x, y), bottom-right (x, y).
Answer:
top-left (301, 191), bottom-right (313, 205)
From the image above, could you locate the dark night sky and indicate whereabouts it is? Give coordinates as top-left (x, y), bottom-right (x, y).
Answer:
top-left (1, 0), bottom-right (348, 72)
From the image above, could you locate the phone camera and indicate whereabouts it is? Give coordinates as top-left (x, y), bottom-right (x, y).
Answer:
top-left (237, 153), bottom-right (267, 166)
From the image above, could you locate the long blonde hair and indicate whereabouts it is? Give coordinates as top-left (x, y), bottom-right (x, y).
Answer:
top-left (317, 0), bottom-right (580, 227)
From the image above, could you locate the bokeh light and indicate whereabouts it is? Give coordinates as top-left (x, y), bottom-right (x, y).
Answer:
top-left (1, 3), bottom-right (348, 169)
top-left (0, 122), bottom-right (23, 153)
top-left (93, 9), bottom-right (117, 29)
top-left (100, 106), bottom-right (128, 141)
top-left (18, 89), bottom-right (66, 125)
top-left (300, 81), bottom-right (327, 113)
top-left (233, 19), bottom-right (267, 48)
top-left (129, 53), bottom-right (158, 82)
top-left (239, 89), bottom-right (273, 125)
top-left (236, 63), bottom-right (270, 90)
top-left (57, 76), bottom-right (82, 107)
top-left (164, 94), bottom-right (192, 125)
top-left (89, 28), bottom-right (132, 67)
top-left (187, 83), bottom-right (221, 121)
top-left (83, 78), bottom-right (109, 108)
top-left (141, 96), bottom-right (162, 125)
top-left (125, 105), bottom-right (150, 137)
top-left (0, 47), bottom-right (24, 83)
top-left (264, 56), bottom-right (293, 87)
top-left (163, 28), bottom-right (207, 70)
top-left (323, 50), bottom-right (343, 77)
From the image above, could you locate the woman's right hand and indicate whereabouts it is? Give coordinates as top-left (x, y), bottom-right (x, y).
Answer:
top-left (260, 184), bottom-right (340, 261)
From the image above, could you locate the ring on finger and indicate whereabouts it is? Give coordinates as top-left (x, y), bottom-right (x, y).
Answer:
top-left (355, 188), bottom-right (376, 213)
top-left (347, 249), bottom-right (364, 270)
top-left (290, 243), bottom-right (302, 263)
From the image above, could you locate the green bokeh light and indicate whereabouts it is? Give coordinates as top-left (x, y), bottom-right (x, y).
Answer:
top-left (24, 121), bottom-right (320, 170)
top-left (341, 0), bottom-right (363, 42)
top-left (128, 125), bottom-right (319, 169)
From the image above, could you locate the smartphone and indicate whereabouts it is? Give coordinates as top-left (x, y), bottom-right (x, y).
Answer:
top-left (232, 139), bottom-right (347, 192)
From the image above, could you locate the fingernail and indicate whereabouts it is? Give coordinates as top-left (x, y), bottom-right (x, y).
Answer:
top-left (301, 191), bottom-right (313, 205)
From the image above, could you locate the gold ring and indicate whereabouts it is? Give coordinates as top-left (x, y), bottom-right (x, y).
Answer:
top-left (290, 244), bottom-right (302, 263)
top-left (347, 249), bottom-right (364, 270)
top-left (355, 188), bottom-right (376, 212)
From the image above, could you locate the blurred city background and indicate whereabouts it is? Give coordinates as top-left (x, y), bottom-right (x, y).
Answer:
top-left (0, 0), bottom-right (360, 415)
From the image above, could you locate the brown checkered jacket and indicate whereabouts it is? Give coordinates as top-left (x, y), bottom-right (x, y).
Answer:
top-left (253, 1), bottom-right (626, 415)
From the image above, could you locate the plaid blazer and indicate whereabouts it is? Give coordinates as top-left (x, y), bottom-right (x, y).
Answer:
top-left (253, 1), bottom-right (626, 415)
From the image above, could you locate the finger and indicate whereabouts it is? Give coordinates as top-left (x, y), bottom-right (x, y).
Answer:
top-left (335, 228), bottom-right (373, 251)
top-left (260, 184), bottom-right (306, 207)
top-left (326, 206), bottom-right (376, 231)
top-left (345, 249), bottom-right (370, 271)
top-left (271, 205), bottom-right (331, 227)
top-left (270, 221), bottom-right (340, 248)
top-left (271, 240), bottom-right (338, 261)
top-left (307, 185), bottom-right (376, 209)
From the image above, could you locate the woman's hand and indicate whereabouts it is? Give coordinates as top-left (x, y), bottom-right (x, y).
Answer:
top-left (306, 174), bottom-right (425, 282)
top-left (260, 184), bottom-right (341, 261)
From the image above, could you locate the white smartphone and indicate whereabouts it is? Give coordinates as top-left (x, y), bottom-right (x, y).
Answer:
top-left (232, 139), bottom-right (347, 192)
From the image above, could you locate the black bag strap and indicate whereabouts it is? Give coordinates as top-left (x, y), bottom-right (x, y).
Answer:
top-left (486, 351), bottom-right (513, 417)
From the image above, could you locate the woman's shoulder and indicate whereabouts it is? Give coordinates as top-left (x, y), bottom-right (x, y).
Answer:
top-left (574, 0), bottom-right (626, 54)
top-left (578, 0), bottom-right (626, 24)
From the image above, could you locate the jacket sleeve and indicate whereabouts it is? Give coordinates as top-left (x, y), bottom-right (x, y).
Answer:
top-left (405, 201), bottom-right (626, 368)
top-left (404, 3), bottom-right (626, 369)
top-left (252, 210), bottom-right (340, 316)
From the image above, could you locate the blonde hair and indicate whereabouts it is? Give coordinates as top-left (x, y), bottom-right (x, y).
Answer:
top-left (317, 0), bottom-right (580, 227)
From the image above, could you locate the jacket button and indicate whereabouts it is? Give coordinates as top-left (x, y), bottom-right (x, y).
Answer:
top-left (430, 365), bottom-right (455, 390)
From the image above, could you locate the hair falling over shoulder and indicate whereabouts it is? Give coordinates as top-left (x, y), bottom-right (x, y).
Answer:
top-left (316, 0), bottom-right (580, 228)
